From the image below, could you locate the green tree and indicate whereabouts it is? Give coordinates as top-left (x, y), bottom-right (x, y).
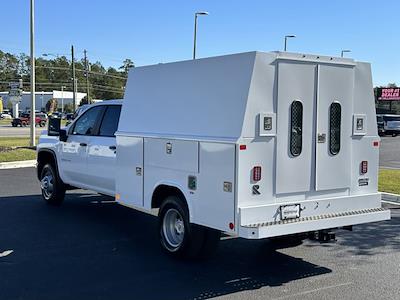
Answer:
top-left (119, 59), bottom-right (135, 74)
top-left (63, 103), bottom-right (74, 113)
top-left (46, 98), bottom-right (58, 113)
top-left (0, 49), bottom-right (129, 100)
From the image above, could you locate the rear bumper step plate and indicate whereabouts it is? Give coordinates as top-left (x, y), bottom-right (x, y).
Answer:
top-left (239, 207), bottom-right (390, 239)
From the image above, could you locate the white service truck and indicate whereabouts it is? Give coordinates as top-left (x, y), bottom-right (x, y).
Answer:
top-left (37, 51), bottom-right (390, 258)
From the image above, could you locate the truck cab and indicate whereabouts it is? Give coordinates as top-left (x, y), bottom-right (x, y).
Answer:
top-left (37, 100), bottom-right (121, 198)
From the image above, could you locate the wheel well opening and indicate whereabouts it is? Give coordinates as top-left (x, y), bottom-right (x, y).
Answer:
top-left (37, 151), bottom-right (56, 179)
top-left (151, 185), bottom-right (186, 209)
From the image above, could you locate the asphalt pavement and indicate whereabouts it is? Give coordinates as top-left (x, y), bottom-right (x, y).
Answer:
top-left (0, 124), bottom-right (46, 137)
top-left (379, 136), bottom-right (400, 169)
top-left (0, 167), bottom-right (399, 300)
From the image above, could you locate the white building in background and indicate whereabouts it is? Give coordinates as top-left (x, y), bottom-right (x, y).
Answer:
top-left (0, 90), bottom-right (87, 112)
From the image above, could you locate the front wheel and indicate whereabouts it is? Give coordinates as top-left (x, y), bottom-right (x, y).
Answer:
top-left (158, 196), bottom-right (220, 259)
top-left (40, 164), bottom-right (65, 205)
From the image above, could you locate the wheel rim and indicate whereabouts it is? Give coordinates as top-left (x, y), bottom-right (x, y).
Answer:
top-left (162, 208), bottom-right (185, 250)
top-left (40, 169), bottom-right (54, 199)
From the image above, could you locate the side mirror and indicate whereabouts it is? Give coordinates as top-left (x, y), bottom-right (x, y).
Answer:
top-left (48, 117), bottom-right (61, 136)
top-left (59, 129), bottom-right (68, 142)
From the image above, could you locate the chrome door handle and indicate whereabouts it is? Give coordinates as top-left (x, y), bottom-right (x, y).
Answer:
top-left (80, 142), bottom-right (87, 147)
top-left (109, 145), bottom-right (116, 150)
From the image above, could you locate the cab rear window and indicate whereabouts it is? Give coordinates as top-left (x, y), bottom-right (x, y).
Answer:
top-left (99, 105), bottom-right (122, 136)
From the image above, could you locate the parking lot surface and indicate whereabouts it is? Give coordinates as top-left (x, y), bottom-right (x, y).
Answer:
top-left (0, 168), bottom-right (399, 300)
top-left (0, 124), bottom-right (46, 137)
top-left (380, 136), bottom-right (400, 169)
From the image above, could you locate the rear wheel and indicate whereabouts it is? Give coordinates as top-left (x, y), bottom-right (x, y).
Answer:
top-left (158, 196), bottom-right (220, 259)
top-left (40, 163), bottom-right (65, 205)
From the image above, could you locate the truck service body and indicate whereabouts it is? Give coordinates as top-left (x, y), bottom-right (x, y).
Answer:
top-left (37, 51), bottom-right (390, 257)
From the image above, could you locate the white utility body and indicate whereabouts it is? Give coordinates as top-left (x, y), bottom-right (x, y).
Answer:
top-left (116, 51), bottom-right (389, 236)
top-left (37, 51), bottom-right (390, 257)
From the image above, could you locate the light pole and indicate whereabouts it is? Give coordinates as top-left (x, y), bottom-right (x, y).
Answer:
top-left (193, 11), bottom-right (209, 59)
top-left (30, 0), bottom-right (36, 147)
top-left (284, 35), bottom-right (296, 51)
top-left (341, 49), bottom-right (351, 57)
top-left (41, 91), bottom-right (44, 111)
top-left (61, 85), bottom-right (66, 113)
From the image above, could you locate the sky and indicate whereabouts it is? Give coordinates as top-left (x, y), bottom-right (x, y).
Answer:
top-left (1, 0), bottom-right (399, 86)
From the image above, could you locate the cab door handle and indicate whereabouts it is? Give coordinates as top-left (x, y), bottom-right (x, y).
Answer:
top-left (80, 142), bottom-right (87, 147)
top-left (109, 145), bottom-right (116, 150)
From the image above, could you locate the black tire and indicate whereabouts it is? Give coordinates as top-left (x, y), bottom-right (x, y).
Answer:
top-left (158, 196), bottom-right (207, 258)
top-left (12, 123), bottom-right (17, 127)
top-left (40, 163), bottom-right (66, 205)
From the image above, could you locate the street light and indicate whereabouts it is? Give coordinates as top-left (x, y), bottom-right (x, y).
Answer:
top-left (341, 49), bottom-right (351, 57)
top-left (284, 35), bottom-right (296, 51)
top-left (30, 0), bottom-right (36, 147)
top-left (193, 11), bottom-right (209, 59)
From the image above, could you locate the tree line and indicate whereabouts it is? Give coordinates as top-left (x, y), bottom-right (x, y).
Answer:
top-left (0, 50), bottom-right (134, 101)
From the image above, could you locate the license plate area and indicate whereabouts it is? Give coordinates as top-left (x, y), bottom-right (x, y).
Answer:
top-left (280, 204), bottom-right (301, 220)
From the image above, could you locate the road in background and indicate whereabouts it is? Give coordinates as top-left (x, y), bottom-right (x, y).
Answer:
top-left (379, 136), bottom-right (400, 169)
top-left (0, 125), bottom-right (46, 137)
top-left (0, 168), bottom-right (399, 300)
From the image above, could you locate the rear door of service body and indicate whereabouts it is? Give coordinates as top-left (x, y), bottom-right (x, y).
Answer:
top-left (276, 61), bottom-right (353, 194)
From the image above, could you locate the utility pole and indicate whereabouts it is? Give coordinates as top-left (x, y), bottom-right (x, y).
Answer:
top-left (71, 45), bottom-right (77, 111)
top-left (61, 85), bottom-right (66, 113)
top-left (84, 49), bottom-right (90, 104)
top-left (30, 0), bottom-right (36, 147)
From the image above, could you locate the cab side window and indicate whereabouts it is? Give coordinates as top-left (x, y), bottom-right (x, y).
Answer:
top-left (72, 106), bottom-right (103, 135)
top-left (98, 105), bottom-right (122, 137)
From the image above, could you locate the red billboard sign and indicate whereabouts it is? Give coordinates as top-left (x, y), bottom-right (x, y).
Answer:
top-left (377, 88), bottom-right (400, 101)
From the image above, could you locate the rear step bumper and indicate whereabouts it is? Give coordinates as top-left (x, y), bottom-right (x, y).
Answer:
top-left (238, 207), bottom-right (390, 239)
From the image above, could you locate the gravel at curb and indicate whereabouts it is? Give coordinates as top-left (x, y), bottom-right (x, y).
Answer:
top-left (0, 160), bottom-right (36, 170)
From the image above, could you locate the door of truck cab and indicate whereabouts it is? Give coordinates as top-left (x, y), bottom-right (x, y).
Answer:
top-left (276, 61), bottom-right (354, 194)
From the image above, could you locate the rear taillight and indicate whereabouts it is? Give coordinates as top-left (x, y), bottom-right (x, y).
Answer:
top-left (360, 161), bottom-right (368, 174)
top-left (253, 166), bottom-right (262, 181)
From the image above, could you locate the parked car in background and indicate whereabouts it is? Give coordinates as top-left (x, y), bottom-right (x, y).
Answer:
top-left (0, 113), bottom-right (12, 119)
top-left (376, 114), bottom-right (400, 136)
top-left (11, 112), bottom-right (45, 127)
top-left (377, 115), bottom-right (384, 136)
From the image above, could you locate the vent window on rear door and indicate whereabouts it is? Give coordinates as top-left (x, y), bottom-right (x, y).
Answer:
top-left (329, 102), bottom-right (341, 155)
top-left (290, 100), bottom-right (303, 157)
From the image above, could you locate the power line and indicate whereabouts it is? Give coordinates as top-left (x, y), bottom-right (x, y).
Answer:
top-left (35, 65), bottom-right (127, 79)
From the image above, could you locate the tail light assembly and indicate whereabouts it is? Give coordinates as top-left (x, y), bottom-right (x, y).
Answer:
top-left (360, 161), bottom-right (368, 174)
top-left (253, 166), bottom-right (262, 181)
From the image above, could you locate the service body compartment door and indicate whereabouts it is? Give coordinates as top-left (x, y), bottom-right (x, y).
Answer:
top-left (315, 65), bottom-right (354, 190)
top-left (116, 136), bottom-right (144, 207)
top-left (276, 62), bottom-right (316, 194)
top-left (195, 142), bottom-right (236, 232)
